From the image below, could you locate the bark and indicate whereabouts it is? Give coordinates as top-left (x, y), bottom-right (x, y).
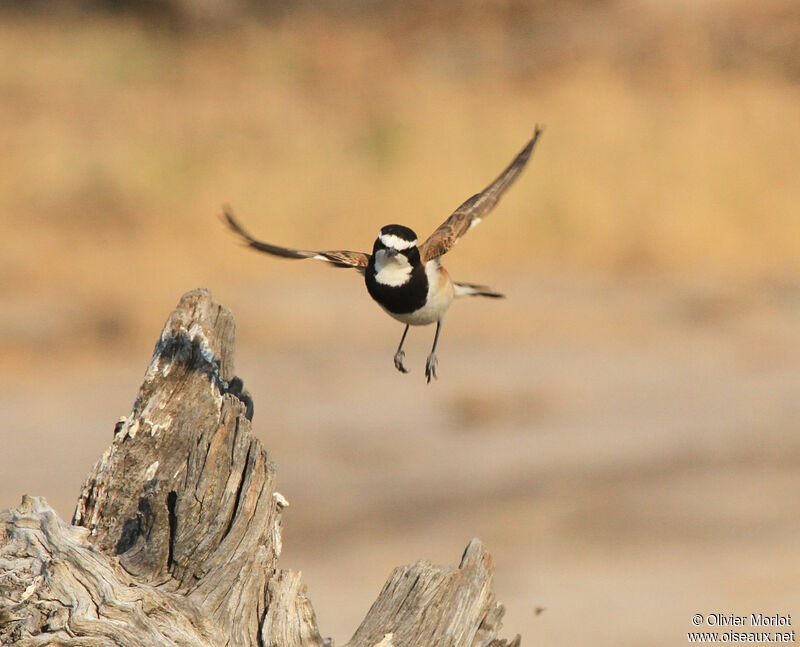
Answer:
top-left (0, 289), bottom-right (520, 647)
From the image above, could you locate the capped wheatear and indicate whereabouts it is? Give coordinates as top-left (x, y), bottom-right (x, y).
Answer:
top-left (223, 127), bottom-right (542, 382)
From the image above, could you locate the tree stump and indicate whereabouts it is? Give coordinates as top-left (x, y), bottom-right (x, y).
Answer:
top-left (0, 289), bottom-right (521, 647)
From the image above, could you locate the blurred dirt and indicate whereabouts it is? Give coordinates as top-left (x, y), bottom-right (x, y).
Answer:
top-left (3, 275), bottom-right (800, 645)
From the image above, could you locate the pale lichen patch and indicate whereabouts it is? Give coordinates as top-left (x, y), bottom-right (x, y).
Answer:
top-left (144, 461), bottom-right (160, 481)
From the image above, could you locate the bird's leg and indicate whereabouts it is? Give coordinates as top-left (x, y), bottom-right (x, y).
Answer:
top-left (393, 324), bottom-right (410, 374)
top-left (425, 320), bottom-right (443, 383)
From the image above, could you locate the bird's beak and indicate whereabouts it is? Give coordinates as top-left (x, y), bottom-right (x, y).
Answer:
top-left (386, 248), bottom-right (399, 257)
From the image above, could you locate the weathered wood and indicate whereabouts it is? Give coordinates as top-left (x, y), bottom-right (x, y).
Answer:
top-left (347, 539), bottom-right (520, 647)
top-left (0, 289), bottom-right (520, 647)
top-left (0, 495), bottom-right (220, 647)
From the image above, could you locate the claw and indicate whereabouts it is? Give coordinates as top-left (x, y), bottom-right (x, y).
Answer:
top-left (425, 354), bottom-right (438, 383)
top-left (394, 350), bottom-right (409, 374)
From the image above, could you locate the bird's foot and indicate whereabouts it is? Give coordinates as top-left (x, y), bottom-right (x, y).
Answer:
top-left (394, 349), bottom-right (409, 374)
top-left (425, 353), bottom-right (438, 383)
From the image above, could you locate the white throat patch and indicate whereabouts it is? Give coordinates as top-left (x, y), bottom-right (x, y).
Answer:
top-left (379, 233), bottom-right (417, 251)
top-left (373, 249), bottom-right (413, 287)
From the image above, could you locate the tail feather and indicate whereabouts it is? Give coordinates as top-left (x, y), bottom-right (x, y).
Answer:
top-left (454, 282), bottom-right (505, 298)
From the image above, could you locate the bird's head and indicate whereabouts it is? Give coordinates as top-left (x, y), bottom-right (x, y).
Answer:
top-left (371, 224), bottom-right (421, 286)
top-left (373, 224), bottom-right (420, 262)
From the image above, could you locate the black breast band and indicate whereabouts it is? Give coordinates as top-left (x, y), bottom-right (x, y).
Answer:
top-left (365, 261), bottom-right (428, 314)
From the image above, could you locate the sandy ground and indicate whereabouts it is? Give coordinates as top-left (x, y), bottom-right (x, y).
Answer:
top-left (2, 272), bottom-right (799, 646)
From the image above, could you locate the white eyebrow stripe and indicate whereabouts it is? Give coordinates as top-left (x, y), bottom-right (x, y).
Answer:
top-left (379, 234), bottom-right (417, 250)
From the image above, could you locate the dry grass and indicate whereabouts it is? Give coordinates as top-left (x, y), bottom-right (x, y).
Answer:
top-left (2, 3), bottom-right (799, 360)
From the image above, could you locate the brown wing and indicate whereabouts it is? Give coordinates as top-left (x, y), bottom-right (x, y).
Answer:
top-left (221, 207), bottom-right (369, 271)
top-left (419, 126), bottom-right (543, 262)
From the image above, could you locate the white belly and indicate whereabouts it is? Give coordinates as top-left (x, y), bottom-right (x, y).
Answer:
top-left (387, 261), bottom-right (454, 326)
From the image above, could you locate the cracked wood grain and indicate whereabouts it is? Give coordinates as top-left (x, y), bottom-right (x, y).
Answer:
top-left (0, 288), bottom-right (520, 647)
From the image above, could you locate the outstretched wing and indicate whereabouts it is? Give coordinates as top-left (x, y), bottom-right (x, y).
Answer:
top-left (221, 207), bottom-right (370, 271)
top-left (419, 126), bottom-right (543, 263)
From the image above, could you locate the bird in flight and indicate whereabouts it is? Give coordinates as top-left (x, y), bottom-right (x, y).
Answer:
top-left (223, 126), bottom-right (542, 382)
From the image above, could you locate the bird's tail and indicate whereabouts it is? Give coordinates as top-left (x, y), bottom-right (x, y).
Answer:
top-left (453, 282), bottom-right (505, 299)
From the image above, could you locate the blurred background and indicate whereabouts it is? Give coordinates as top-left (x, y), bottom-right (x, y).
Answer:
top-left (2, 1), bottom-right (800, 644)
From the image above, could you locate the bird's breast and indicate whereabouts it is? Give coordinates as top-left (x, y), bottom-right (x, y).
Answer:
top-left (365, 260), bottom-right (454, 325)
top-left (395, 263), bottom-right (455, 325)
top-left (366, 259), bottom-right (428, 315)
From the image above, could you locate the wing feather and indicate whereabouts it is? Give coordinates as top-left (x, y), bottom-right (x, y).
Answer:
top-left (419, 126), bottom-right (543, 262)
top-left (221, 207), bottom-right (369, 271)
